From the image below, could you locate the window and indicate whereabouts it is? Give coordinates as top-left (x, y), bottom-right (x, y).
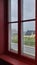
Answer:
top-left (8, 0), bottom-right (18, 52)
top-left (8, 0), bottom-right (35, 57)
top-left (21, 0), bottom-right (35, 56)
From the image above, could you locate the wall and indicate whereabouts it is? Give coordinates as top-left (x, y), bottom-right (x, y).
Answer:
top-left (0, 0), bottom-right (4, 54)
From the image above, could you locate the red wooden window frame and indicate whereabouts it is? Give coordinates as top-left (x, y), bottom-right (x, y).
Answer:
top-left (4, 0), bottom-right (37, 64)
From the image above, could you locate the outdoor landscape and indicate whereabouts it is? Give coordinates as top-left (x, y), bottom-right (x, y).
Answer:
top-left (11, 0), bottom-right (35, 47)
top-left (11, 30), bottom-right (35, 47)
top-left (10, 0), bottom-right (35, 56)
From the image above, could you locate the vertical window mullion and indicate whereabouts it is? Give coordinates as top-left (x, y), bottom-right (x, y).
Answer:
top-left (18, 0), bottom-right (21, 55)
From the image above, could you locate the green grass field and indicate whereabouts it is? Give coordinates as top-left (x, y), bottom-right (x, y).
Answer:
top-left (11, 34), bottom-right (35, 47)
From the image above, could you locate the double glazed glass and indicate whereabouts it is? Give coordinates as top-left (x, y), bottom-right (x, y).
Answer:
top-left (21, 0), bottom-right (35, 56)
top-left (11, 23), bottom-right (18, 51)
top-left (22, 0), bottom-right (35, 20)
top-left (11, 0), bottom-right (18, 22)
top-left (22, 21), bottom-right (35, 56)
top-left (8, 0), bottom-right (18, 52)
top-left (8, 0), bottom-right (35, 57)
top-left (9, 23), bottom-right (18, 52)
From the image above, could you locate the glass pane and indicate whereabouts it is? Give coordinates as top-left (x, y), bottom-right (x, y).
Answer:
top-left (22, 21), bottom-right (35, 56)
top-left (11, 0), bottom-right (18, 22)
top-left (9, 23), bottom-right (18, 51)
top-left (22, 0), bottom-right (35, 20)
top-left (8, 0), bottom-right (18, 22)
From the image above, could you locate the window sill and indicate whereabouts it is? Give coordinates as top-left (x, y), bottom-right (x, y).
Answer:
top-left (0, 54), bottom-right (28, 65)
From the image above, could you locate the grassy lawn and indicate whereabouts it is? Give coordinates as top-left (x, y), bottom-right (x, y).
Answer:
top-left (23, 36), bottom-right (35, 46)
top-left (11, 34), bottom-right (18, 43)
top-left (11, 34), bottom-right (35, 47)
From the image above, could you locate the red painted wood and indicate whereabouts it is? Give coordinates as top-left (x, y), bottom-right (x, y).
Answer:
top-left (4, 0), bottom-right (8, 53)
top-left (36, 0), bottom-right (37, 65)
top-left (0, 0), bottom-right (4, 54)
top-left (18, 0), bottom-right (21, 55)
top-left (0, 55), bottom-right (30, 65)
top-left (6, 51), bottom-right (35, 65)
